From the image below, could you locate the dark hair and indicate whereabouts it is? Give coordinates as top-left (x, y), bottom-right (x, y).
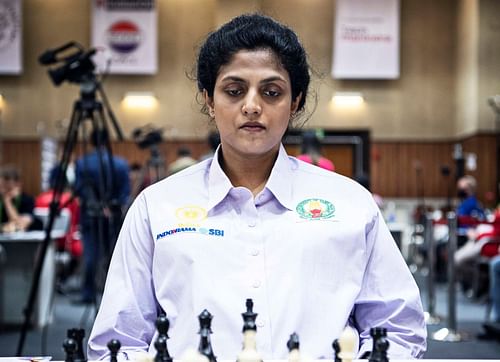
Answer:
top-left (0, 165), bottom-right (21, 182)
top-left (207, 131), bottom-right (220, 151)
top-left (196, 13), bottom-right (310, 115)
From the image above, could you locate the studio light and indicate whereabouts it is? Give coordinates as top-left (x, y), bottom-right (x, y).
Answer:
top-left (122, 92), bottom-right (158, 109)
top-left (331, 92), bottom-right (364, 107)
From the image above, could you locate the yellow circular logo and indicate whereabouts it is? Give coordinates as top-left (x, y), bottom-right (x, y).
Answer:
top-left (175, 206), bottom-right (207, 223)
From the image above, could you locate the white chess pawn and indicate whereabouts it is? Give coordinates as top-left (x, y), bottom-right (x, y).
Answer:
top-left (237, 329), bottom-right (262, 362)
top-left (338, 327), bottom-right (356, 362)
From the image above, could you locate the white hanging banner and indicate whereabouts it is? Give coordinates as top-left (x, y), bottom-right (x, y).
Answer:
top-left (332, 0), bottom-right (400, 79)
top-left (0, 0), bottom-right (22, 74)
top-left (91, 0), bottom-right (157, 74)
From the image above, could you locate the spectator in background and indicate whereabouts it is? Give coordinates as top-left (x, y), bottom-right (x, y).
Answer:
top-left (457, 175), bottom-right (485, 221)
top-left (199, 130), bottom-right (221, 161)
top-left (167, 146), bottom-right (197, 175)
top-left (74, 128), bottom-right (130, 304)
top-left (355, 173), bottom-right (384, 210)
top-left (128, 162), bottom-right (150, 206)
top-left (35, 168), bottom-right (82, 292)
top-left (0, 165), bottom-right (37, 233)
top-left (296, 130), bottom-right (335, 171)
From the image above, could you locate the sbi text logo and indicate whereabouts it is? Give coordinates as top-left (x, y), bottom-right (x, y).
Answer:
top-left (107, 20), bottom-right (141, 53)
top-left (156, 227), bottom-right (225, 241)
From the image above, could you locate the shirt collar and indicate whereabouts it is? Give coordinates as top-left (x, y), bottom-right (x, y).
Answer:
top-left (206, 144), bottom-right (294, 212)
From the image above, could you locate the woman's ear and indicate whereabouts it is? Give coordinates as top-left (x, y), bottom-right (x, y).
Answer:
top-left (291, 92), bottom-right (302, 114)
top-left (204, 90), bottom-right (215, 117)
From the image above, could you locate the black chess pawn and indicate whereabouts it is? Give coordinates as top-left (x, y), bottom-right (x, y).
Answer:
top-left (368, 327), bottom-right (389, 362)
top-left (107, 339), bottom-right (121, 362)
top-left (241, 299), bottom-right (258, 332)
top-left (67, 328), bottom-right (86, 362)
top-left (155, 314), bottom-right (172, 362)
top-left (198, 309), bottom-right (217, 362)
top-left (332, 338), bottom-right (341, 362)
top-left (63, 337), bottom-right (77, 362)
top-left (286, 333), bottom-right (300, 352)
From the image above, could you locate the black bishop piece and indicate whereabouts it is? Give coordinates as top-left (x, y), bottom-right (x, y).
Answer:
top-left (155, 314), bottom-right (173, 362)
top-left (286, 333), bottom-right (300, 352)
top-left (198, 309), bottom-right (217, 362)
top-left (368, 327), bottom-right (389, 362)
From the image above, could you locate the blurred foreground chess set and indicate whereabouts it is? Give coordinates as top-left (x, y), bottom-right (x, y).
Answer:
top-left (57, 299), bottom-right (388, 362)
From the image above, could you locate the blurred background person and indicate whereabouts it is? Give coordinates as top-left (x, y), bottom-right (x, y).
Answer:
top-left (296, 130), bottom-right (335, 171)
top-left (167, 146), bottom-right (197, 175)
top-left (0, 165), bottom-right (38, 233)
top-left (199, 130), bottom-right (221, 161)
top-left (74, 128), bottom-right (130, 304)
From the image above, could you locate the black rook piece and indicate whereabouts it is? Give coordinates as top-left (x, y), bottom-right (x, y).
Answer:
top-left (332, 338), bottom-right (341, 362)
top-left (286, 333), bottom-right (300, 352)
top-left (67, 328), bottom-right (86, 362)
top-left (368, 327), bottom-right (389, 362)
top-left (198, 309), bottom-right (217, 362)
top-left (63, 337), bottom-right (77, 362)
top-left (107, 339), bottom-right (121, 362)
top-left (241, 298), bottom-right (258, 332)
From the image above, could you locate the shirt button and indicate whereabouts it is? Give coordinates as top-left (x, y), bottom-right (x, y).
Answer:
top-left (257, 321), bottom-right (265, 328)
top-left (248, 220), bottom-right (256, 227)
top-left (252, 280), bottom-right (261, 288)
top-left (250, 249), bottom-right (259, 256)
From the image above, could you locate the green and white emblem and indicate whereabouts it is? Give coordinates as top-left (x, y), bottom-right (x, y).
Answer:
top-left (296, 198), bottom-right (335, 220)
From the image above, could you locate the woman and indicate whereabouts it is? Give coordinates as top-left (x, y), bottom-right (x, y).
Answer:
top-left (88, 14), bottom-right (426, 360)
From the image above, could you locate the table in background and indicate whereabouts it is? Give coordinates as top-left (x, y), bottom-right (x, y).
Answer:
top-left (0, 230), bottom-right (65, 329)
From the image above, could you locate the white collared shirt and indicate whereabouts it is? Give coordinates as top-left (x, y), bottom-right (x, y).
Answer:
top-left (88, 144), bottom-right (426, 360)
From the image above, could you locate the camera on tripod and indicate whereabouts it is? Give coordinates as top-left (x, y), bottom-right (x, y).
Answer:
top-left (132, 124), bottom-right (164, 149)
top-left (38, 41), bottom-right (97, 86)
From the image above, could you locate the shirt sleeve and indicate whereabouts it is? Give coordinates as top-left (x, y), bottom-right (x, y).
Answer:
top-left (354, 210), bottom-right (427, 359)
top-left (87, 192), bottom-right (158, 360)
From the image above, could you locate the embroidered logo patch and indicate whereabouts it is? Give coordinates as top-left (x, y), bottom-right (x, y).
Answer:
top-left (175, 206), bottom-right (207, 223)
top-left (296, 198), bottom-right (335, 220)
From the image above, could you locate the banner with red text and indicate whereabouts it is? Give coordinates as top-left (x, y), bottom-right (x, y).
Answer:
top-left (91, 0), bottom-right (157, 74)
top-left (0, 0), bottom-right (22, 74)
top-left (332, 0), bottom-right (400, 79)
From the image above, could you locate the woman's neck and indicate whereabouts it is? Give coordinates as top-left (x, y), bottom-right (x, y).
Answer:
top-left (219, 147), bottom-right (278, 197)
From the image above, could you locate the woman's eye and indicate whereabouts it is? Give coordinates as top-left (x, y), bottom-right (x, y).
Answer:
top-left (226, 89), bottom-right (242, 96)
top-left (264, 90), bottom-right (281, 97)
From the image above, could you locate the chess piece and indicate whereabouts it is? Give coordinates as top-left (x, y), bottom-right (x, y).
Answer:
top-left (67, 328), bottom-right (86, 362)
top-left (198, 309), bottom-right (217, 362)
top-left (287, 333), bottom-right (300, 362)
top-left (107, 339), bottom-right (121, 362)
top-left (181, 348), bottom-right (210, 362)
top-left (63, 337), bottom-right (77, 362)
top-left (237, 299), bottom-right (262, 362)
top-left (155, 314), bottom-right (173, 362)
top-left (332, 339), bottom-right (341, 362)
top-left (368, 327), bottom-right (389, 362)
top-left (337, 327), bottom-right (356, 362)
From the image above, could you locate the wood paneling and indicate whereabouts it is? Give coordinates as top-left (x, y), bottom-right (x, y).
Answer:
top-left (1, 134), bottom-right (497, 205)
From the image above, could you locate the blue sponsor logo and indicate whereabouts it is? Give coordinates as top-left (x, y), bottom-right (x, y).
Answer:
top-left (156, 227), bottom-right (225, 240)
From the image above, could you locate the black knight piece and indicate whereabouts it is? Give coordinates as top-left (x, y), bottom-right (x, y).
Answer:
top-left (63, 337), bottom-right (77, 362)
top-left (67, 328), bottom-right (86, 362)
top-left (368, 327), bottom-right (389, 362)
top-left (107, 339), bottom-right (121, 362)
top-left (241, 298), bottom-right (258, 332)
top-left (198, 309), bottom-right (217, 362)
top-left (155, 314), bottom-right (173, 362)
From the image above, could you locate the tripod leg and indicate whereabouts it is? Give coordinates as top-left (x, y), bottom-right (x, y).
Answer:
top-left (16, 102), bottom-right (84, 356)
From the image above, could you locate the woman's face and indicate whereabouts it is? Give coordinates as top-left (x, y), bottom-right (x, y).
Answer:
top-left (205, 49), bottom-right (300, 161)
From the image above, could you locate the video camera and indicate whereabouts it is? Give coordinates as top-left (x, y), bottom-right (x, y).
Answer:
top-left (132, 125), bottom-right (164, 149)
top-left (38, 41), bottom-right (96, 86)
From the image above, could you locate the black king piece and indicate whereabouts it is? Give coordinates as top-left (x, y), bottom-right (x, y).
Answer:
top-left (198, 309), bottom-right (217, 362)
